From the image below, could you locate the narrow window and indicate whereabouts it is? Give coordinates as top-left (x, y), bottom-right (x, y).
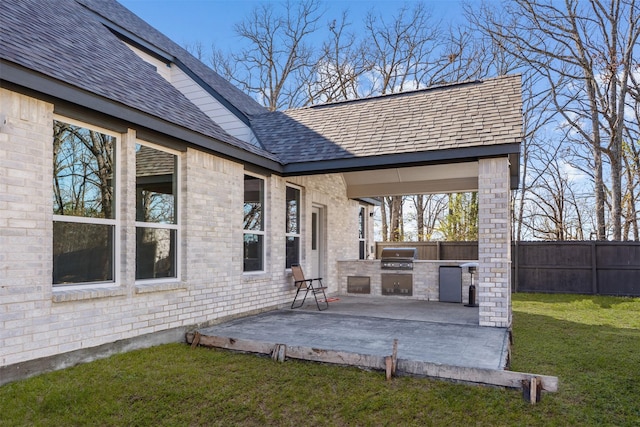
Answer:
top-left (52, 120), bottom-right (117, 285)
top-left (286, 186), bottom-right (301, 268)
top-left (244, 174), bottom-right (265, 272)
top-left (312, 212), bottom-right (318, 250)
top-left (359, 206), bottom-right (366, 259)
top-left (135, 143), bottom-right (179, 280)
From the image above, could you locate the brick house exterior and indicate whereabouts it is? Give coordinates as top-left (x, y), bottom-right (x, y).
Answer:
top-left (1, 0), bottom-right (520, 383)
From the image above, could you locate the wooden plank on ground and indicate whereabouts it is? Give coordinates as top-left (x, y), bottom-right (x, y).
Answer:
top-left (284, 345), bottom-right (387, 370)
top-left (190, 334), bottom-right (276, 355)
top-left (186, 332), bottom-right (558, 393)
top-left (398, 360), bottom-right (558, 392)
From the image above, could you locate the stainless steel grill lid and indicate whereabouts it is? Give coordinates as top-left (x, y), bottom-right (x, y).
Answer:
top-left (380, 247), bottom-right (417, 270)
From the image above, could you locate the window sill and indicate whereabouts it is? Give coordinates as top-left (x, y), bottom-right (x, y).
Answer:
top-left (242, 271), bottom-right (270, 281)
top-left (52, 286), bottom-right (126, 303)
top-left (135, 281), bottom-right (187, 294)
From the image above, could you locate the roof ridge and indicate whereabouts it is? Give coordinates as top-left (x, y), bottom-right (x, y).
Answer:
top-left (284, 74), bottom-right (521, 112)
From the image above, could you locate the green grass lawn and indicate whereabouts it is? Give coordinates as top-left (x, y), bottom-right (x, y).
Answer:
top-left (1, 294), bottom-right (639, 426)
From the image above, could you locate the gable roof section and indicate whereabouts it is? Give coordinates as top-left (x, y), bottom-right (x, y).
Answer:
top-left (0, 0), bottom-right (278, 166)
top-left (252, 75), bottom-right (522, 174)
top-left (75, 0), bottom-right (268, 120)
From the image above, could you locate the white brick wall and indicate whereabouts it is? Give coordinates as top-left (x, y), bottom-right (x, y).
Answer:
top-left (0, 89), bottom-right (363, 368)
top-left (1, 89), bottom-right (54, 366)
top-left (477, 158), bottom-right (512, 327)
top-left (287, 174), bottom-right (362, 290)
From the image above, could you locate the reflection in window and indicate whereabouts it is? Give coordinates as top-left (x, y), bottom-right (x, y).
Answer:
top-left (136, 228), bottom-right (176, 280)
top-left (136, 143), bottom-right (178, 280)
top-left (53, 222), bottom-right (114, 284)
top-left (52, 120), bottom-right (116, 285)
top-left (136, 144), bottom-right (175, 224)
top-left (244, 175), bottom-right (265, 271)
top-left (53, 121), bottom-right (115, 218)
top-left (244, 175), bottom-right (263, 231)
top-left (286, 186), bottom-right (300, 268)
top-left (244, 233), bottom-right (264, 272)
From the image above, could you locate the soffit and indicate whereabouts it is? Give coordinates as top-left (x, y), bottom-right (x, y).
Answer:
top-left (343, 162), bottom-right (479, 198)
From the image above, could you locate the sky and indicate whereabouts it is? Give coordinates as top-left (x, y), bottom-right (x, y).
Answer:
top-left (118, 0), bottom-right (473, 53)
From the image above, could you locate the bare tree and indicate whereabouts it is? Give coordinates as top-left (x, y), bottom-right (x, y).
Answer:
top-left (475, 0), bottom-right (640, 240)
top-left (622, 69), bottom-right (640, 239)
top-left (212, 0), bottom-right (324, 111)
top-left (310, 11), bottom-right (370, 103)
top-left (524, 153), bottom-right (588, 240)
top-left (362, 2), bottom-right (442, 94)
top-left (410, 194), bottom-right (448, 241)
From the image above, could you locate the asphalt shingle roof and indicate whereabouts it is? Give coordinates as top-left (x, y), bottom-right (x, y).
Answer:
top-left (75, 0), bottom-right (268, 118)
top-left (1, 0), bottom-right (521, 172)
top-left (0, 0), bottom-right (277, 162)
top-left (252, 76), bottom-right (522, 164)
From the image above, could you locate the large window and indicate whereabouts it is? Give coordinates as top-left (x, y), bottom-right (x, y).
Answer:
top-left (244, 174), bottom-right (265, 272)
top-left (52, 120), bottom-right (117, 285)
top-left (286, 186), bottom-right (301, 268)
top-left (135, 143), bottom-right (178, 280)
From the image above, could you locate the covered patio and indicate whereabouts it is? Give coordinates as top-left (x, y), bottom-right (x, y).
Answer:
top-left (256, 76), bottom-right (523, 329)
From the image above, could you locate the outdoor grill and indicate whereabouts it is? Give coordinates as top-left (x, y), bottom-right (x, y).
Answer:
top-left (380, 247), bottom-right (417, 270)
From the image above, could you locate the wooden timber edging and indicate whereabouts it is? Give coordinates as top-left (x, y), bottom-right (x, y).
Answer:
top-left (186, 332), bottom-right (558, 399)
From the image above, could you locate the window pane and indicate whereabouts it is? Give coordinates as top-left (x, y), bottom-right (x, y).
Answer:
top-left (53, 221), bottom-right (114, 284)
top-left (286, 186), bottom-right (299, 234)
top-left (359, 240), bottom-right (366, 260)
top-left (136, 144), bottom-right (176, 224)
top-left (136, 227), bottom-right (176, 279)
top-left (286, 236), bottom-right (299, 269)
top-left (244, 175), bottom-right (263, 231)
top-left (244, 234), bottom-right (264, 271)
top-left (359, 207), bottom-right (365, 239)
top-left (53, 121), bottom-right (115, 219)
top-left (312, 212), bottom-right (317, 250)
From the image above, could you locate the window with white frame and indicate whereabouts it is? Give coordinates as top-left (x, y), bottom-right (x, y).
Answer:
top-left (135, 142), bottom-right (179, 280)
top-left (244, 174), bottom-right (265, 272)
top-left (52, 119), bottom-right (117, 285)
top-left (286, 185), bottom-right (301, 268)
top-left (359, 206), bottom-right (366, 260)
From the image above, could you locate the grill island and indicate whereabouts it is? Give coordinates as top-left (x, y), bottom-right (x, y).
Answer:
top-left (380, 248), bottom-right (417, 296)
top-left (338, 253), bottom-right (478, 304)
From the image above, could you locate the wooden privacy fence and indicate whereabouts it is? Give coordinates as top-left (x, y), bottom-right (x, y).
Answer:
top-left (375, 241), bottom-right (478, 261)
top-left (375, 241), bottom-right (640, 296)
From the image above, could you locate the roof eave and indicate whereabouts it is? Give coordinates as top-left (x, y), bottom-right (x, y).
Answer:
top-left (282, 143), bottom-right (520, 174)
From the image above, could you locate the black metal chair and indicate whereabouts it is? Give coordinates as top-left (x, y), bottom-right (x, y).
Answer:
top-left (290, 264), bottom-right (329, 311)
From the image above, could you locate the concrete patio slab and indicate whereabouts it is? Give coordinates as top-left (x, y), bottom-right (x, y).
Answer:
top-left (196, 296), bottom-right (510, 370)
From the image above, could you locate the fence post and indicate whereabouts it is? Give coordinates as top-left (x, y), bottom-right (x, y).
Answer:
top-left (591, 241), bottom-right (598, 295)
top-left (514, 241), bottom-right (519, 293)
top-left (436, 241), bottom-right (441, 260)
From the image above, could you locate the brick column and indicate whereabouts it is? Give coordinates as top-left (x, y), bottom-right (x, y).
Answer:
top-left (478, 157), bottom-right (511, 328)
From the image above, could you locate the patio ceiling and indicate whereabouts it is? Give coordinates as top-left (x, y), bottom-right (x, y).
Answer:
top-left (343, 162), bottom-right (478, 198)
